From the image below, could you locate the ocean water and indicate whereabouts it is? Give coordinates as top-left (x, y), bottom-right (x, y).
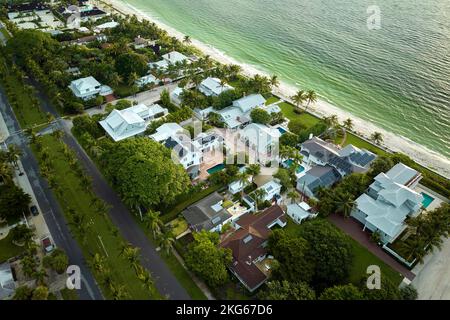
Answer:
top-left (120, 0), bottom-right (450, 159)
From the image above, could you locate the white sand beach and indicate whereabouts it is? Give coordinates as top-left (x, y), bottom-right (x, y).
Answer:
top-left (103, 0), bottom-right (450, 179)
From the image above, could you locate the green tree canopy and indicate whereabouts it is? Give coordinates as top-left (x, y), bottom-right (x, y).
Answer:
top-left (268, 229), bottom-right (314, 284)
top-left (101, 138), bottom-right (190, 209)
top-left (319, 284), bottom-right (364, 300)
top-left (184, 230), bottom-right (232, 288)
top-left (298, 220), bottom-right (354, 289)
top-left (115, 52), bottom-right (148, 81)
top-left (258, 280), bottom-right (316, 300)
top-left (250, 108), bottom-right (271, 125)
top-left (0, 183), bottom-right (31, 221)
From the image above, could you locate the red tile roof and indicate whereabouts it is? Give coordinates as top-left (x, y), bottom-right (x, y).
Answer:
top-left (220, 205), bottom-right (286, 291)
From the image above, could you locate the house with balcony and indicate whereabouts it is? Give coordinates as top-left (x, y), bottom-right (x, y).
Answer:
top-left (217, 94), bottom-right (266, 129)
top-left (164, 134), bottom-right (202, 179)
top-left (351, 163), bottom-right (424, 244)
top-left (69, 76), bottom-right (112, 101)
top-left (220, 205), bottom-right (287, 292)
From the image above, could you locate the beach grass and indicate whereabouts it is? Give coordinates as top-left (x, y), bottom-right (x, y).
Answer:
top-left (32, 135), bottom-right (160, 300)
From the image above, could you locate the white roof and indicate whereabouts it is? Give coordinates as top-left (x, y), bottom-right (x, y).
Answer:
top-left (233, 94), bottom-right (266, 113)
top-left (265, 104), bottom-right (281, 114)
top-left (171, 87), bottom-right (183, 97)
top-left (136, 74), bottom-right (157, 86)
top-left (258, 180), bottom-right (282, 200)
top-left (150, 59), bottom-right (169, 70)
top-left (199, 77), bottom-right (233, 96)
top-left (148, 104), bottom-right (168, 117)
top-left (162, 51), bottom-right (189, 65)
top-left (287, 202), bottom-right (311, 220)
top-left (217, 106), bottom-right (245, 128)
top-left (71, 76), bottom-right (101, 91)
top-left (150, 123), bottom-right (184, 142)
top-left (95, 21), bottom-right (119, 30)
top-left (385, 163), bottom-right (419, 186)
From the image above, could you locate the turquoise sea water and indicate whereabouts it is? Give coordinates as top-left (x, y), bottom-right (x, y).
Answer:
top-left (120, 0), bottom-right (450, 158)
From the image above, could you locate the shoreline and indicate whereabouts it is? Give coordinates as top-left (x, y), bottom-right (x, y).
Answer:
top-left (103, 0), bottom-right (450, 179)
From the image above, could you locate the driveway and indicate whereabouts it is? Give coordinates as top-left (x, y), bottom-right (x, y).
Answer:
top-left (412, 238), bottom-right (450, 299)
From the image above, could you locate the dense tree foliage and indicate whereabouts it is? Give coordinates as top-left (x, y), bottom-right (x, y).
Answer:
top-left (115, 52), bottom-right (148, 81)
top-left (258, 280), bottom-right (316, 300)
top-left (0, 183), bottom-right (31, 221)
top-left (185, 231), bottom-right (232, 288)
top-left (42, 248), bottom-right (69, 274)
top-left (319, 284), bottom-right (364, 300)
top-left (100, 138), bottom-right (190, 209)
top-left (250, 108), bottom-right (271, 125)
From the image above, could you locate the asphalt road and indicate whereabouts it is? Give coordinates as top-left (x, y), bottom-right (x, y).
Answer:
top-left (0, 86), bottom-right (103, 300)
top-left (31, 80), bottom-right (190, 299)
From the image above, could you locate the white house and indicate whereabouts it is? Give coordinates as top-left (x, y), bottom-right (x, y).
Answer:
top-left (228, 177), bottom-right (252, 195)
top-left (287, 202), bottom-right (316, 224)
top-left (68, 76), bottom-right (102, 100)
top-left (240, 123), bottom-right (281, 163)
top-left (192, 131), bottom-right (223, 153)
top-left (351, 163), bottom-right (424, 244)
top-left (164, 133), bottom-right (202, 179)
top-left (193, 106), bottom-right (215, 120)
top-left (135, 74), bottom-right (157, 88)
top-left (149, 51), bottom-right (189, 71)
top-left (99, 104), bottom-right (167, 142)
top-left (94, 21), bottom-right (119, 32)
top-left (133, 35), bottom-right (154, 49)
top-left (217, 94), bottom-right (266, 129)
top-left (170, 87), bottom-right (184, 106)
top-left (149, 122), bottom-right (184, 143)
top-left (198, 77), bottom-right (234, 97)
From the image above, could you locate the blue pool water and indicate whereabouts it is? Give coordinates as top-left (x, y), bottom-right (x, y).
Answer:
top-left (207, 163), bottom-right (225, 174)
top-left (283, 159), bottom-right (305, 173)
top-left (421, 192), bottom-right (434, 208)
top-left (277, 127), bottom-right (287, 135)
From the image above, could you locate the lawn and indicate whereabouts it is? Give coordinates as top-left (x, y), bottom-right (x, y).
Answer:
top-left (0, 233), bottom-right (25, 263)
top-left (33, 135), bottom-right (160, 300)
top-left (284, 218), bottom-right (403, 286)
top-left (168, 217), bottom-right (188, 238)
top-left (279, 102), bottom-right (320, 128)
top-left (265, 96), bottom-right (280, 106)
top-left (0, 55), bottom-right (48, 129)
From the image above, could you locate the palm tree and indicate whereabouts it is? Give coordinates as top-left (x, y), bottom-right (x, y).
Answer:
top-left (335, 192), bottom-right (355, 218)
top-left (51, 129), bottom-right (64, 142)
top-left (143, 210), bottom-right (163, 239)
top-left (287, 189), bottom-right (299, 204)
top-left (291, 90), bottom-right (306, 111)
top-left (137, 268), bottom-right (154, 293)
top-left (269, 75), bottom-right (280, 90)
top-left (183, 35), bottom-right (192, 44)
top-left (304, 90), bottom-right (317, 111)
top-left (253, 188), bottom-right (268, 212)
top-left (46, 113), bottom-right (55, 124)
top-left (127, 72), bottom-right (139, 86)
top-left (0, 161), bottom-right (12, 183)
top-left (237, 171), bottom-right (251, 197)
top-left (6, 144), bottom-right (23, 170)
top-left (245, 164), bottom-right (261, 184)
top-left (158, 231), bottom-right (175, 255)
top-left (342, 118), bottom-right (354, 131)
top-left (90, 253), bottom-right (107, 274)
top-left (371, 132), bottom-right (383, 145)
top-left (110, 283), bottom-right (129, 300)
top-left (324, 114), bottom-right (339, 129)
top-left (122, 246), bottom-right (141, 273)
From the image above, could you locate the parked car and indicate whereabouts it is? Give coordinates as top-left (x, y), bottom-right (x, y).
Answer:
top-left (41, 236), bottom-right (55, 253)
top-left (30, 205), bottom-right (39, 216)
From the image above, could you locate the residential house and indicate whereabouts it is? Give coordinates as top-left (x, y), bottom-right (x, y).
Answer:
top-left (149, 123), bottom-right (184, 143)
top-left (183, 192), bottom-right (232, 232)
top-left (69, 76), bottom-right (104, 100)
top-left (164, 134), bottom-right (202, 178)
top-left (192, 131), bottom-right (223, 154)
top-left (0, 262), bottom-right (16, 300)
top-left (170, 87), bottom-right (184, 106)
top-left (135, 74), bottom-right (157, 88)
top-left (240, 123), bottom-right (281, 164)
top-left (149, 51), bottom-right (189, 71)
top-left (193, 106), bottom-right (215, 120)
top-left (99, 103), bottom-right (167, 141)
top-left (351, 163), bottom-right (424, 244)
top-left (133, 35), bottom-right (155, 49)
top-left (244, 180), bottom-right (282, 210)
top-left (198, 77), bottom-right (234, 97)
top-left (296, 136), bottom-right (377, 198)
top-left (229, 176), bottom-right (252, 195)
top-left (71, 33), bottom-right (107, 46)
top-left (217, 94), bottom-right (266, 129)
top-left (94, 21), bottom-right (119, 32)
top-left (220, 205), bottom-right (287, 292)
top-left (287, 202), bottom-right (316, 224)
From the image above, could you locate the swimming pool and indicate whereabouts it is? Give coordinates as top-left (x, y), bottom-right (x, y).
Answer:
top-left (283, 159), bottom-right (305, 173)
top-left (207, 163), bottom-right (225, 174)
top-left (277, 127), bottom-right (287, 135)
top-left (421, 192), bottom-right (434, 208)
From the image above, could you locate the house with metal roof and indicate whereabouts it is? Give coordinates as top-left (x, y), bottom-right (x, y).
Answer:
top-left (220, 205), bottom-right (287, 292)
top-left (164, 134), bottom-right (202, 179)
top-left (149, 122), bottom-right (184, 143)
top-left (198, 77), bottom-right (234, 97)
top-left (287, 201), bottom-right (317, 224)
top-left (216, 94), bottom-right (266, 129)
top-left (296, 165), bottom-right (341, 199)
top-left (232, 94), bottom-right (266, 113)
top-left (99, 104), bottom-right (168, 141)
top-left (183, 192), bottom-right (232, 232)
top-left (351, 163), bottom-right (424, 244)
top-left (69, 76), bottom-right (103, 100)
top-left (135, 74), bottom-right (157, 88)
top-left (149, 51), bottom-right (190, 71)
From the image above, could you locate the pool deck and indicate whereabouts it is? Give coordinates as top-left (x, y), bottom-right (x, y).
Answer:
top-left (414, 184), bottom-right (448, 212)
top-left (198, 150), bottom-right (224, 180)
